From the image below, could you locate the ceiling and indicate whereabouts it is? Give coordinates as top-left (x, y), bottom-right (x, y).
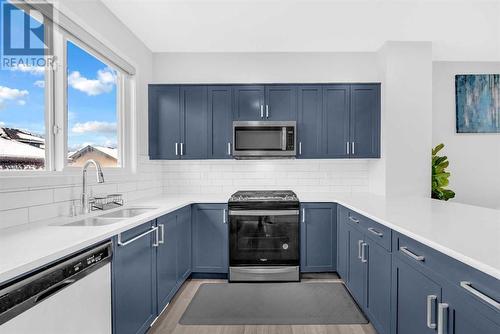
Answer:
top-left (101, 0), bottom-right (500, 60)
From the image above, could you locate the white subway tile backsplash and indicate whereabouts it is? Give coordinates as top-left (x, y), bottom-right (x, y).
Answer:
top-left (0, 208), bottom-right (29, 228)
top-left (0, 189), bottom-right (54, 211)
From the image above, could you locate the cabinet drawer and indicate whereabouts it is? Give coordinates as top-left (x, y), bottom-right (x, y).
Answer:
top-left (343, 207), bottom-right (391, 251)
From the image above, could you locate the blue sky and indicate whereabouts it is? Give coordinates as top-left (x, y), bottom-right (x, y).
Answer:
top-left (0, 0), bottom-right (117, 152)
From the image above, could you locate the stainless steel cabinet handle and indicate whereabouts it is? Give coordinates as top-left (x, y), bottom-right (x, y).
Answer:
top-left (427, 295), bottom-right (437, 329)
top-left (368, 227), bottom-right (383, 237)
top-left (302, 208), bottom-right (305, 223)
top-left (153, 226), bottom-right (160, 247)
top-left (260, 105), bottom-right (264, 118)
top-left (180, 143), bottom-right (184, 156)
top-left (349, 216), bottom-right (359, 223)
top-left (437, 303), bottom-right (449, 334)
top-left (175, 142), bottom-right (178, 156)
top-left (223, 209), bottom-right (227, 223)
top-left (158, 224), bottom-right (165, 244)
top-left (400, 246), bottom-right (425, 261)
top-left (266, 105), bottom-right (269, 118)
top-left (358, 240), bottom-right (363, 259)
top-left (352, 142), bottom-right (355, 155)
top-left (460, 281), bottom-right (500, 310)
top-left (346, 142), bottom-right (350, 154)
top-left (299, 142), bottom-right (302, 155)
top-left (117, 227), bottom-right (158, 247)
top-left (227, 142), bottom-right (231, 155)
top-left (361, 242), bottom-right (368, 263)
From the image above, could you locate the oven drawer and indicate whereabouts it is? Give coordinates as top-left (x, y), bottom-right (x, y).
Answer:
top-left (229, 266), bottom-right (299, 282)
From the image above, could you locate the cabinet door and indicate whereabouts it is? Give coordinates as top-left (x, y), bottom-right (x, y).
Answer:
top-left (264, 85), bottom-right (297, 121)
top-left (347, 227), bottom-right (365, 305)
top-left (392, 256), bottom-right (442, 334)
top-left (177, 206), bottom-right (192, 282)
top-left (297, 86), bottom-right (323, 158)
top-left (208, 86), bottom-right (233, 159)
top-left (233, 85), bottom-right (265, 121)
top-left (113, 221), bottom-right (157, 334)
top-left (365, 240), bottom-right (392, 334)
top-left (156, 214), bottom-right (178, 312)
top-left (323, 85), bottom-right (350, 158)
top-left (350, 84), bottom-right (380, 158)
top-left (300, 203), bottom-right (337, 272)
top-left (148, 85), bottom-right (180, 160)
top-left (336, 207), bottom-right (349, 281)
top-left (192, 204), bottom-right (229, 273)
top-left (180, 86), bottom-right (208, 159)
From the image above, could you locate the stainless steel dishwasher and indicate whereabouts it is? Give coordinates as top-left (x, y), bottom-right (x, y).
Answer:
top-left (0, 242), bottom-right (112, 334)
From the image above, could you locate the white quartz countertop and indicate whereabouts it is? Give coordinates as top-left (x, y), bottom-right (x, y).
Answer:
top-left (0, 192), bottom-right (499, 284)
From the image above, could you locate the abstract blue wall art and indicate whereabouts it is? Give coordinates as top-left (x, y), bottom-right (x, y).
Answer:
top-left (455, 74), bottom-right (500, 133)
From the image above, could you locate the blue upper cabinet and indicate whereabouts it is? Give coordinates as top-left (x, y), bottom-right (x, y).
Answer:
top-left (112, 221), bottom-right (157, 334)
top-left (323, 84), bottom-right (351, 158)
top-left (350, 84), bottom-right (381, 158)
top-left (180, 86), bottom-right (208, 159)
top-left (264, 85), bottom-right (297, 121)
top-left (300, 203), bottom-right (337, 272)
top-left (148, 85), bottom-right (181, 160)
top-left (233, 85), bottom-right (265, 121)
top-left (192, 204), bottom-right (229, 273)
top-left (297, 86), bottom-right (323, 158)
top-left (208, 86), bottom-right (233, 159)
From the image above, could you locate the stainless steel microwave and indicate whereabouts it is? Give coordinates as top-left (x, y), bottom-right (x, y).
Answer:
top-left (232, 121), bottom-right (296, 158)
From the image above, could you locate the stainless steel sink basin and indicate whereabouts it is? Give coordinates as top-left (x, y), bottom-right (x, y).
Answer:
top-left (62, 217), bottom-right (123, 227)
top-left (98, 207), bottom-right (157, 219)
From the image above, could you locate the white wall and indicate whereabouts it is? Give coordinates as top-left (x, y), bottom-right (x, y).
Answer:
top-left (0, 0), bottom-right (161, 229)
top-left (432, 62), bottom-right (500, 209)
top-left (152, 52), bottom-right (380, 83)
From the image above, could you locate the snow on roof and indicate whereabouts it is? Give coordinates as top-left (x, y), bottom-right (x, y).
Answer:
top-left (68, 145), bottom-right (118, 160)
top-left (15, 131), bottom-right (45, 143)
top-left (0, 137), bottom-right (45, 159)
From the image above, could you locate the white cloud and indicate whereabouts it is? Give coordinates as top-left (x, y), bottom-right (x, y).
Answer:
top-left (34, 80), bottom-right (45, 88)
top-left (72, 121), bottom-right (116, 134)
top-left (17, 100), bottom-right (26, 106)
top-left (0, 86), bottom-right (29, 109)
top-left (67, 68), bottom-right (116, 96)
top-left (10, 64), bottom-right (45, 75)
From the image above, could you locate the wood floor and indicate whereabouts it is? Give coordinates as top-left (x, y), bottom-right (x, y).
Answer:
top-left (149, 274), bottom-right (377, 334)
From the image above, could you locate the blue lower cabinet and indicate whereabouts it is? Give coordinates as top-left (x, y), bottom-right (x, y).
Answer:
top-left (336, 206), bottom-right (350, 281)
top-left (192, 204), bottom-right (229, 273)
top-left (392, 255), bottom-right (442, 334)
top-left (112, 221), bottom-right (157, 334)
top-left (156, 213), bottom-right (179, 312)
top-left (177, 206), bottom-right (192, 281)
top-left (347, 226), bottom-right (365, 304)
top-left (300, 203), bottom-right (337, 272)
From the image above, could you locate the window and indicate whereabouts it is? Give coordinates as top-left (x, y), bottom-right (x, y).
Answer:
top-left (0, 1), bottom-right (47, 170)
top-left (66, 41), bottom-right (120, 168)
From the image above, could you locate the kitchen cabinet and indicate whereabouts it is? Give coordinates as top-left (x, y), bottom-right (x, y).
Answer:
top-left (112, 221), bottom-right (157, 334)
top-left (208, 86), bottom-right (233, 158)
top-left (323, 84), bottom-right (351, 158)
top-left (148, 85), bottom-right (180, 160)
top-left (300, 203), bottom-right (337, 272)
top-left (336, 212), bottom-right (349, 281)
top-left (347, 226), bottom-right (365, 304)
top-left (297, 85), bottom-right (323, 158)
top-left (264, 85), bottom-right (297, 120)
top-left (192, 204), bottom-right (229, 273)
top-left (156, 206), bottom-right (191, 312)
top-left (350, 84), bottom-right (381, 158)
top-left (233, 85), bottom-right (265, 121)
top-left (148, 85), bottom-right (208, 159)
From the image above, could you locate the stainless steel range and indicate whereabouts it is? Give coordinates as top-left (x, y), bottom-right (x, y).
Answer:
top-left (228, 190), bottom-right (300, 282)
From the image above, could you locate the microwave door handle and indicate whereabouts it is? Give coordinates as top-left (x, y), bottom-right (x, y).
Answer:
top-left (281, 127), bottom-right (286, 150)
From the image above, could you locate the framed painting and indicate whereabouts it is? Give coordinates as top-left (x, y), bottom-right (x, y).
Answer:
top-left (455, 74), bottom-right (500, 133)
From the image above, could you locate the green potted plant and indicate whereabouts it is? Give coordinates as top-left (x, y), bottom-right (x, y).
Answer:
top-left (431, 143), bottom-right (455, 201)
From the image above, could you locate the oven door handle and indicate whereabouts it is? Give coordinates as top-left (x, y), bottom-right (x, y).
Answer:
top-left (229, 210), bottom-right (299, 216)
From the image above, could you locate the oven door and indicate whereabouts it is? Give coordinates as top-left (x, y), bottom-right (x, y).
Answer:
top-left (229, 210), bottom-right (299, 266)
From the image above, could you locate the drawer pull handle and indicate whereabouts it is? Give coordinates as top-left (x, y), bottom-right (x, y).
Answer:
top-left (426, 295), bottom-right (437, 329)
top-left (437, 303), bottom-right (448, 334)
top-left (400, 246), bottom-right (425, 261)
top-left (368, 227), bottom-right (383, 237)
top-left (460, 281), bottom-right (500, 310)
top-left (349, 216), bottom-right (359, 223)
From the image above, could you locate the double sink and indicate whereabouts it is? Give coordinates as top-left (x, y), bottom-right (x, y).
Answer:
top-left (62, 207), bottom-right (157, 227)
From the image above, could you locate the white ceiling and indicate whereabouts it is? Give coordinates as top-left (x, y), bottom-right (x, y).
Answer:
top-left (102, 0), bottom-right (500, 60)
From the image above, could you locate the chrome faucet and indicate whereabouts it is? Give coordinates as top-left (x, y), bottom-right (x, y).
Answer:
top-left (81, 159), bottom-right (105, 213)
